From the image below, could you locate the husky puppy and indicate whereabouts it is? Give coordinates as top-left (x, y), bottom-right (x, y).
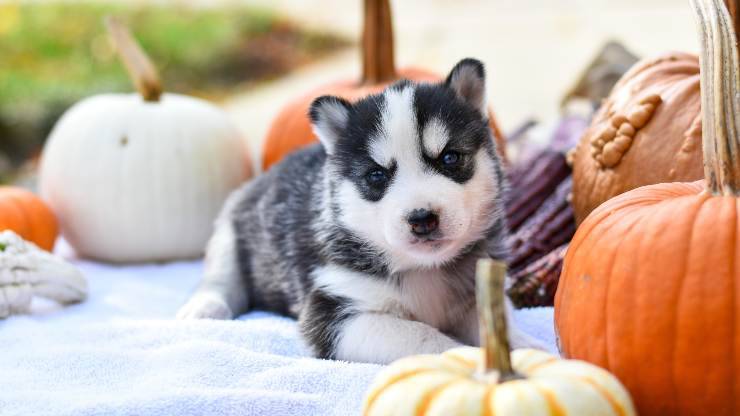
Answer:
top-left (178, 58), bottom-right (542, 363)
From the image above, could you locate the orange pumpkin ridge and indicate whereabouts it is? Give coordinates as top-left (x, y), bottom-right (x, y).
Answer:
top-left (0, 195), bottom-right (29, 238)
top-left (8, 191), bottom-right (37, 245)
top-left (0, 187), bottom-right (58, 251)
top-left (9, 188), bottom-right (57, 250)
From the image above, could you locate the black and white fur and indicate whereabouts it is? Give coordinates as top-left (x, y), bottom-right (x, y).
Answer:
top-left (178, 59), bottom-right (544, 363)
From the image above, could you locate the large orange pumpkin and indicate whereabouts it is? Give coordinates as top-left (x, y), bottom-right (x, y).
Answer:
top-left (555, 0), bottom-right (740, 414)
top-left (261, 0), bottom-right (506, 170)
top-left (570, 51), bottom-right (703, 224)
top-left (0, 187), bottom-right (58, 251)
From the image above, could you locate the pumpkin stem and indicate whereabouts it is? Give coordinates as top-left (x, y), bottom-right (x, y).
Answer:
top-left (361, 0), bottom-right (397, 84)
top-left (724, 0), bottom-right (740, 56)
top-left (692, 0), bottom-right (740, 195)
top-left (475, 259), bottom-right (517, 380)
top-left (104, 17), bottom-right (163, 102)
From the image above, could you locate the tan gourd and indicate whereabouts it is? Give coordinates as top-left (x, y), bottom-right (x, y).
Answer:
top-left (570, 51), bottom-right (703, 224)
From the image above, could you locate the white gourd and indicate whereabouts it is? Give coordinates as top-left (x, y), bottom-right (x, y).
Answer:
top-left (39, 18), bottom-right (250, 263)
top-left (362, 260), bottom-right (637, 416)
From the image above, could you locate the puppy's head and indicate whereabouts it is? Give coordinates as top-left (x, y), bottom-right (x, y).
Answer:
top-left (310, 58), bottom-right (505, 270)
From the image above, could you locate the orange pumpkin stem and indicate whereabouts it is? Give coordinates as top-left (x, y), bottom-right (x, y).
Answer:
top-left (693, 0), bottom-right (740, 195)
top-left (104, 16), bottom-right (163, 102)
top-left (475, 259), bottom-right (518, 380)
top-left (361, 0), bottom-right (397, 85)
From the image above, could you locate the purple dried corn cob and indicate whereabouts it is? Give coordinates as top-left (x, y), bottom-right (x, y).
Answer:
top-left (505, 150), bottom-right (570, 231)
top-left (507, 243), bottom-right (569, 307)
top-left (508, 176), bottom-right (575, 272)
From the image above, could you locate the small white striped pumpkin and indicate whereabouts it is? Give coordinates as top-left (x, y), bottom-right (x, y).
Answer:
top-left (363, 347), bottom-right (635, 416)
top-left (363, 260), bottom-right (636, 416)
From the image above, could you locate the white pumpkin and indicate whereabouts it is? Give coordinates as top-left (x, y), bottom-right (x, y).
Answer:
top-left (38, 18), bottom-right (250, 263)
top-left (40, 93), bottom-right (248, 262)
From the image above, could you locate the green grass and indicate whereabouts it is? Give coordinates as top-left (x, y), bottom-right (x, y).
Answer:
top-left (0, 2), bottom-right (341, 104)
top-left (0, 2), bottom-right (346, 181)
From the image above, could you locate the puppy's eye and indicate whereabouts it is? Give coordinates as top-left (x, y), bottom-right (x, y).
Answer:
top-left (440, 151), bottom-right (460, 166)
top-left (366, 169), bottom-right (388, 186)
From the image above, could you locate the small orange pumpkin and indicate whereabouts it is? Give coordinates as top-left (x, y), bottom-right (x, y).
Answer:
top-left (556, 1), bottom-right (740, 414)
top-left (261, 0), bottom-right (506, 170)
top-left (570, 51), bottom-right (703, 224)
top-left (0, 187), bottom-right (58, 251)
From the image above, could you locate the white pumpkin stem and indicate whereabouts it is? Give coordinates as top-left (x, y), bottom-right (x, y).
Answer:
top-left (692, 0), bottom-right (740, 195)
top-left (361, 0), bottom-right (397, 84)
top-left (104, 17), bottom-right (163, 102)
top-left (475, 259), bottom-right (517, 379)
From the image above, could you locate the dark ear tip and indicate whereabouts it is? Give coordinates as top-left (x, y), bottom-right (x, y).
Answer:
top-left (448, 58), bottom-right (485, 81)
top-left (308, 95), bottom-right (351, 122)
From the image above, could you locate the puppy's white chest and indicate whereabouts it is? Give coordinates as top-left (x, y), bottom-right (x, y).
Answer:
top-left (397, 270), bottom-right (467, 330)
top-left (313, 265), bottom-right (469, 331)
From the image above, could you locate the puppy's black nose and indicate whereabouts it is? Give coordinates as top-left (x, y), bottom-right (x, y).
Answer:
top-left (408, 209), bottom-right (439, 236)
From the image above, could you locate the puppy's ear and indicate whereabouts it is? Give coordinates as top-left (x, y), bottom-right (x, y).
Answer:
top-left (445, 58), bottom-right (487, 117)
top-left (309, 95), bottom-right (352, 155)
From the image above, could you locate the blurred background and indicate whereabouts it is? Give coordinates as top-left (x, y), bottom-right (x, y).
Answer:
top-left (0, 0), bottom-right (697, 183)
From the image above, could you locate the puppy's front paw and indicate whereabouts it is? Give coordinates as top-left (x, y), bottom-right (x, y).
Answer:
top-left (176, 292), bottom-right (233, 320)
top-left (421, 333), bottom-right (463, 355)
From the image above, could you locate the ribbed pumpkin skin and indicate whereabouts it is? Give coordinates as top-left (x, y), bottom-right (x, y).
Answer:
top-left (261, 67), bottom-right (507, 170)
top-left (363, 347), bottom-right (635, 416)
top-left (555, 180), bottom-right (740, 415)
top-left (0, 187), bottom-right (58, 251)
top-left (571, 52), bottom-right (704, 224)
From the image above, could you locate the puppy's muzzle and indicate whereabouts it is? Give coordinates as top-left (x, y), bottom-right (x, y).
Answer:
top-left (407, 209), bottom-right (439, 237)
